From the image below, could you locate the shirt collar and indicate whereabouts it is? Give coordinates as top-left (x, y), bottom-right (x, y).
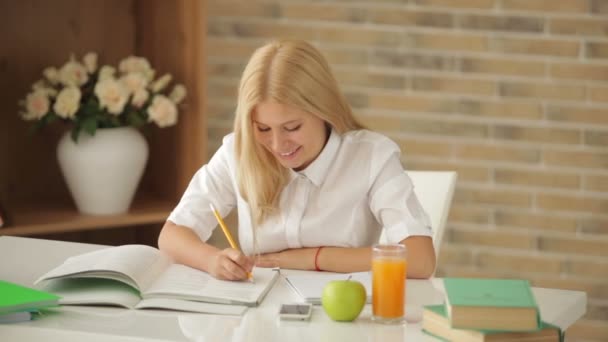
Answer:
top-left (290, 128), bottom-right (341, 187)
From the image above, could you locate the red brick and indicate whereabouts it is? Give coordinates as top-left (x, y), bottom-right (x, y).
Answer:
top-left (500, 81), bottom-right (585, 101)
top-left (461, 56), bottom-right (546, 77)
top-left (540, 235), bottom-right (608, 257)
top-left (493, 124), bottom-right (580, 145)
top-left (494, 168), bottom-right (580, 189)
top-left (587, 41), bottom-right (608, 59)
top-left (538, 193), bottom-right (608, 215)
top-left (547, 105), bottom-right (608, 126)
top-left (458, 100), bottom-right (543, 120)
top-left (455, 144), bottom-right (540, 163)
top-left (411, 31), bottom-right (488, 52)
top-left (412, 75), bottom-right (496, 95)
top-left (280, 3), bottom-right (366, 23)
top-left (369, 8), bottom-right (454, 28)
top-left (491, 37), bottom-right (580, 57)
top-left (451, 228), bottom-right (536, 249)
top-left (544, 150), bottom-right (608, 170)
top-left (549, 17), bottom-right (608, 37)
top-left (412, 0), bottom-right (495, 9)
top-left (494, 210), bottom-right (578, 233)
top-left (454, 187), bottom-right (532, 207)
top-left (502, 0), bottom-right (590, 13)
top-left (459, 14), bottom-right (544, 33)
top-left (551, 63), bottom-right (608, 81)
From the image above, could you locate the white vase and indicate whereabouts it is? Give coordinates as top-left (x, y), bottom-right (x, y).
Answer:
top-left (57, 126), bottom-right (149, 215)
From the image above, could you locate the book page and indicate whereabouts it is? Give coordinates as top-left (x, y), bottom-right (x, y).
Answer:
top-left (41, 278), bottom-right (141, 309)
top-left (135, 298), bottom-right (247, 315)
top-left (143, 265), bottom-right (278, 306)
top-left (35, 245), bottom-right (170, 291)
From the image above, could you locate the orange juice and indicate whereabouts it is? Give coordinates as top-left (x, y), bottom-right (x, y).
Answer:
top-left (371, 244), bottom-right (407, 323)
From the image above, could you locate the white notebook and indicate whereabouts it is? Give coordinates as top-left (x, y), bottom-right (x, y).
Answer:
top-left (35, 244), bottom-right (279, 315)
top-left (284, 272), bottom-right (372, 304)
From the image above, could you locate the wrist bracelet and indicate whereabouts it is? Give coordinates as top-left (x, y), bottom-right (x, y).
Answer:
top-left (314, 246), bottom-right (324, 272)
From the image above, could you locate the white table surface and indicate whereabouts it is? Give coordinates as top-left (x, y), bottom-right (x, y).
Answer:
top-left (0, 236), bottom-right (587, 342)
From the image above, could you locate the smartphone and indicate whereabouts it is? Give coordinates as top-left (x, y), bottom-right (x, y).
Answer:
top-left (279, 303), bottom-right (313, 321)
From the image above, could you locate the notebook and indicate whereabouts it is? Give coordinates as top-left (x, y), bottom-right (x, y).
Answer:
top-left (284, 272), bottom-right (372, 304)
top-left (35, 244), bottom-right (279, 315)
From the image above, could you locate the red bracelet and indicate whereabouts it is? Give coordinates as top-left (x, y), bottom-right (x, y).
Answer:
top-left (314, 247), bottom-right (324, 272)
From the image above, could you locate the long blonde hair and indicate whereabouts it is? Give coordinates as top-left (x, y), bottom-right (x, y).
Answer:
top-left (234, 39), bottom-right (363, 225)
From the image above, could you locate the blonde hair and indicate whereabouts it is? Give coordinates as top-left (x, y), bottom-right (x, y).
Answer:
top-left (234, 39), bottom-right (363, 225)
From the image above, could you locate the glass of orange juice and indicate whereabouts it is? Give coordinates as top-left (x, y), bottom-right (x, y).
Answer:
top-left (371, 244), bottom-right (407, 324)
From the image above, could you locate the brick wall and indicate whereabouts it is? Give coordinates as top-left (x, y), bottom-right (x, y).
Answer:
top-left (205, 1), bottom-right (608, 340)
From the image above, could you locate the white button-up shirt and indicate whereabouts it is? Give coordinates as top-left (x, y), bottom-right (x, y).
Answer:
top-left (168, 129), bottom-right (432, 255)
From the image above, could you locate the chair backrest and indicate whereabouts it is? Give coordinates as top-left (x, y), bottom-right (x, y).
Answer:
top-left (379, 170), bottom-right (457, 260)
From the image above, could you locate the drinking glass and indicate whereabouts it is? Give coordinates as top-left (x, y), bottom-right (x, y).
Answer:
top-left (371, 244), bottom-right (407, 324)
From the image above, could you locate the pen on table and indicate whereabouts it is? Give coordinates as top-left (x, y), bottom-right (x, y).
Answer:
top-left (209, 203), bottom-right (254, 283)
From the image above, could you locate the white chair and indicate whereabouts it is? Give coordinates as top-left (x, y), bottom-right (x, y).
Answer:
top-left (379, 170), bottom-right (457, 260)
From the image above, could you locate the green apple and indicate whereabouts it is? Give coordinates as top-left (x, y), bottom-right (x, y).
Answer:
top-left (321, 279), bottom-right (366, 322)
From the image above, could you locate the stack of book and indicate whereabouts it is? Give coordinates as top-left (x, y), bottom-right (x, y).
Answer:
top-left (422, 278), bottom-right (562, 342)
top-left (0, 280), bottom-right (60, 323)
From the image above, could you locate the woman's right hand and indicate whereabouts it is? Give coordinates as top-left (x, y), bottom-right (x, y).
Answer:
top-left (208, 248), bottom-right (254, 281)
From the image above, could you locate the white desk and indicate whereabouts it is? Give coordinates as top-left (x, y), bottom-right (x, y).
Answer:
top-left (0, 236), bottom-right (587, 341)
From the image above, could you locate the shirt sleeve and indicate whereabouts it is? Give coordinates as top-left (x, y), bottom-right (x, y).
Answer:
top-left (167, 135), bottom-right (237, 242)
top-left (368, 142), bottom-right (433, 244)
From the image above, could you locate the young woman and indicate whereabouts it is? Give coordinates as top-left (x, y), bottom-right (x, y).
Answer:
top-left (158, 39), bottom-right (435, 281)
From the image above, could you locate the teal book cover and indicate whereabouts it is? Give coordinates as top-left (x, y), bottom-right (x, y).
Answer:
top-left (444, 278), bottom-right (537, 308)
top-left (0, 280), bottom-right (60, 314)
top-left (443, 278), bottom-right (540, 331)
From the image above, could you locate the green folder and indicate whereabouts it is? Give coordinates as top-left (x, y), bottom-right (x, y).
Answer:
top-left (0, 280), bottom-right (60, 314)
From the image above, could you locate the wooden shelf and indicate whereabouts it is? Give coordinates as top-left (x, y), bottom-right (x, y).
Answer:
top-left (1, 196), bottom-right (173, 236)
top-left (0, 0), bottom-right (206, 243)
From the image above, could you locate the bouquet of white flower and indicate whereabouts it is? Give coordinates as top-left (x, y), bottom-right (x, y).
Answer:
top-left (19, 52), bottom-right (187, 142)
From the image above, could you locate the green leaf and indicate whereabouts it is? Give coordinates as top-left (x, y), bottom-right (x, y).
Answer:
top-left (82, 116), bottom-right (97, 136)
top-left (127, 111), bottom-right (146, 127)
top-left (71, 125), bottom-right (80, 143)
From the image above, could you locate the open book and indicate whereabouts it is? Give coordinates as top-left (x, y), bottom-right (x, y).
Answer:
top-left (35, 245), bottom-right (279, 315)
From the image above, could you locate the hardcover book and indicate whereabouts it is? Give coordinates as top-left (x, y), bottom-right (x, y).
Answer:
top-left (443, 278), bottom-right (540, 331)
top-left (423, 305), bottom-right (561, 342)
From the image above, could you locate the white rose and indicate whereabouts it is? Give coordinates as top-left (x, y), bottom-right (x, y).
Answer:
top-left (118, 56), bottom-right (153, 80)
top-left (169, 84), bottom-right (187, 104)
top-left (43, 67), bottom-right (59, 84)
top-left (120, 72), bottom-right (148, 95)
top-left (94, 78), bottom-right (129, 115)
top-left (83, 52), bottom-right (98, 74)
top-left (32, 80), bottom-right (57, 97)
top-left (98, 65), bottom-right (116, 81)
top-left (32, 80), bottom-right (46, 90)
top-left (147, 95), bottom-right (178, 128)
top-left (150, 74), bottom-right (172, 92)
top-left (22, 89), bottom-right (50, 120)
top-left (53, 86), bottom-right (81, 119)
top-left (132, 88), bottom-right (149, 108)
top-left (59, 59), bottom-right (88, 86)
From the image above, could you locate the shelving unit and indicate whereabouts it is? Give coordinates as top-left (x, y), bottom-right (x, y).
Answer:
top-left (0, 0), bottom-right (206, 242)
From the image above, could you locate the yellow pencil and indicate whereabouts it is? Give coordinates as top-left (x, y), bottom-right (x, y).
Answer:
top-left (209, 203), bottom-right (254, 282)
